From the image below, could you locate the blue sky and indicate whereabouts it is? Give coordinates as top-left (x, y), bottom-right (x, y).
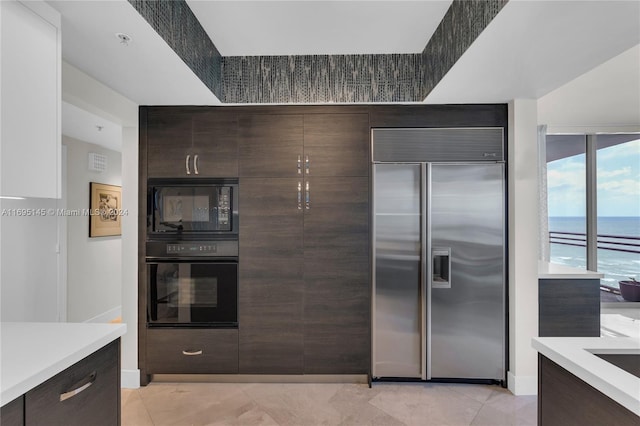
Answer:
top-left (547, 138), bottom-right (640, 217)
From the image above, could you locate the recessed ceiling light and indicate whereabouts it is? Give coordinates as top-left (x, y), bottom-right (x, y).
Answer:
top-left (115, 32), bottom-right (132, 46)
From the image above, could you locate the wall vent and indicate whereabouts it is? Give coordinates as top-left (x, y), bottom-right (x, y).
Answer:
top-left (88, 153), bottom-right (107, 172)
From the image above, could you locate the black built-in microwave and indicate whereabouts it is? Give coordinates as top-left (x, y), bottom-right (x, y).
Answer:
top-left (147, 178), bottom-right (238, 239)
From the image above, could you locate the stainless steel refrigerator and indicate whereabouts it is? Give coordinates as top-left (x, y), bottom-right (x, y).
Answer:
top-left (372, 128), bottom-right (506, 383)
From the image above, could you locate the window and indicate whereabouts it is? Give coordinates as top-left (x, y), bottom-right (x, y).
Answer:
top-left (546, 134), bottom-right (640, 302)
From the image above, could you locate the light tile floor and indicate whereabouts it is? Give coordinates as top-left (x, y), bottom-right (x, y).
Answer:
top-left (122, 382), bottom-right (537, 426)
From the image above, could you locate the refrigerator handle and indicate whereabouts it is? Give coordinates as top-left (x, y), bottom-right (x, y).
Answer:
top-left (432, 248), bottom-right (451, 289)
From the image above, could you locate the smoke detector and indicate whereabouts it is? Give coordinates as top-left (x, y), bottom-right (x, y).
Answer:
top-left (115, 33), bottom-right (132, 46)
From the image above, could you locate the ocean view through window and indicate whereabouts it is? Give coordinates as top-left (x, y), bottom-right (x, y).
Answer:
top-left (547, 135), bottom-right (640, 296)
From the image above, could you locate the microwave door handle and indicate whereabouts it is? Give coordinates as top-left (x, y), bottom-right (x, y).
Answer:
top-left (193, 154), bottom-right (199, 175)
top-left (185, 155), bottom-right (191, 175)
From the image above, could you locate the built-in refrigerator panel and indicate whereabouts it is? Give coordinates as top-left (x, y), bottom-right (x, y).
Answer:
top-left (372, 127), bottom-right (506, 384)
top-left (429, 164), bottom-right (505, 380)
top-left (373, 164), bottom-right (423, 378)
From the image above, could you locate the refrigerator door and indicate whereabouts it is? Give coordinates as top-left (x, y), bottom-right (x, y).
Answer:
top-left (373, 164), bottom-right (423, 378)
top-left (429, 163), bottom-right (505, 380)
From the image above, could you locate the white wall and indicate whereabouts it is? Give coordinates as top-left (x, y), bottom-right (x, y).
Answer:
top-left (0, 197), bottom-right (60, 322)
top-left (538, 44), bottom-right (640, 133)
top-left (64, 135), bottom-right (122, 322)
top-left (507, 99), bottom-right (540, 395)
top-left (61, 61), bottom-right (139, 387)
top-left (121, 126), bottom-right (139, 388)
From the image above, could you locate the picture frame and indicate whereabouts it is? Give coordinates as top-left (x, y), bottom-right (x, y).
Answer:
top-left (89, 182), bottom-right (122, 237)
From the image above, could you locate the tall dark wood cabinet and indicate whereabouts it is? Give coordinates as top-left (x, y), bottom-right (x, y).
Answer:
top-left (237, 110), bottom-right (370, 374)
top-left (303, 176), bottom-right (370, 373)
top-left (238, 178), bottom-right (305, 373)
top-left (302, 113), bottom-right (370, 374)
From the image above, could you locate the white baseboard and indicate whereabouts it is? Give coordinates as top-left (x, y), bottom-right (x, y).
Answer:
top-left (83, 306), bottom-right (121, 323)
top-left (507, 371), bottom-right (537, 395)
top-left (121, 369), bottom-right (140, 389)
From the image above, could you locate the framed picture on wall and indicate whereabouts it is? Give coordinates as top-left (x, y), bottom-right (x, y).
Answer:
top-left (89, 182), bottom-right (122, 237)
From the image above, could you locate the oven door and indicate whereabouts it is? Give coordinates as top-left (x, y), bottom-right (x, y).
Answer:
top-left (147, 261), bottom-right (238, 327)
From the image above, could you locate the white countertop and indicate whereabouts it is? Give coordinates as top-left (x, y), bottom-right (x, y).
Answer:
top-left (538, 260), bottom-right (605, 279)
top-left (532, 336), bottom-right (640, 416)
top-left (1, 322), bottom-right (126, 406)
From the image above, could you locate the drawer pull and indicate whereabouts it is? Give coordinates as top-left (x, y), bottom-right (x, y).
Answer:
top-left (59, 371), bottom-right (96, 402)
top-left (182, 349), bottom-right (203, 356)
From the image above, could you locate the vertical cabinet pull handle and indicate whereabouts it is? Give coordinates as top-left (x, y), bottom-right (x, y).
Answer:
top-left (305, 155), bottom-right (310, 174)
top-left (185, 155), bottom-right (191, 175)
top-left (59, 371), bottom-right (96, 402)
top-left (193, 154), bottom-right (199, 175)
top-left (297, 182), bottom-right (302, 210)
top-left (297, 155), bottom-right (302, 174)
top-left (305, 181), bottom-right (310, 210)
top-left (182, 349), bottom-right (203, 356)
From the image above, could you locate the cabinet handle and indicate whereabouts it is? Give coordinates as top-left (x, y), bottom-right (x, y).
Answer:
top-left (297, 155), bottom-right (302, 175)
top-left (59, 371), bottom-right (96, 402)
top-left (193, 154), bottom-right (199, 175)
top-left (185, 155), bottom-right (191, 175)
top-left (305, 181), bottom-right (310, 210)
top-left (305, 155), bottom-right (310, 174)
top-left (182, 349), bottom-right (203, 356)
top-left (297, 181), bottom-right (302, 210)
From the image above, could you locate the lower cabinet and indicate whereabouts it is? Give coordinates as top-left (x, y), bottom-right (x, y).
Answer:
top-left (24, 339), bottom-right (120, 426)
top-left (539, 278), bottom-right (601, 337)
top-left (146, 328), bottom-right (239, 374)
top-left (0, 396), bottom-right (24, 426)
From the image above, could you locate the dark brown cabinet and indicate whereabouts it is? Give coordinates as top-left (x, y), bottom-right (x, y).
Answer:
top-left (0, 396), bottom-right (24, 426)
top-left (238, 178), bottom-right (304, 374)
top-left (146, 108), bottom-right (238, 178)
top-left (303, 177), bottom-right (370, 373)
top-left (146, 329), bottom-right (238, 374)
top-left (303, 114), bottom-right (369, 177)
top-left (238, 114), bottom-right (303, 177)
top-left (238, 111), bottom-right (370, 375)
top-left (25, 340), bottom-right (120, 426)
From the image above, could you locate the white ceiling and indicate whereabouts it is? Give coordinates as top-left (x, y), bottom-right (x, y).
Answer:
top-left (48, 0), bottom-right (219, 106)
top-left (62, 101), bottom-right (122, 152)
top-left (187, 0), bottom-right (453, 56)
top-left (425, 0), bottom-right (640, 103)
top-left (47, 0), bottom-right (640, 123)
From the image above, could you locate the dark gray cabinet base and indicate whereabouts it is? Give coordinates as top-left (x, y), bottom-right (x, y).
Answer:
top-left (538, 354), bottom-right (638, 426)
top-left (25, 339), bottom-right (120, 426)
top-left (146, 328), bottom-right (239, 374)
top-left (538, 278), bottom-right (600, 337)
top-left (0, 396), bottom-right (24, 426)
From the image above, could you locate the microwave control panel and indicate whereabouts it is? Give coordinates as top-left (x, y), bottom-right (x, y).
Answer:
top-left (217, 187), bottom-right (230, 226)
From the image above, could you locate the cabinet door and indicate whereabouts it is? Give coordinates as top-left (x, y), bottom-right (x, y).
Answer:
top-left (146, 109), bottom-right (192, 177)
top-left (303, 177), bottom-right (370, 374)
top-left (238, 115), bottom-right (303, 177)
top-left (1, 0), bottom-right (60, 198)
top-left (0, 396), bottom-right (23, 426)
top-left (303, 114), bottom-right (369, 177)
top-left (25, 340), bottom-right (119, 426)
top-left (239, 178), bottom-right (304, 373)
top-left (192, 110), bottom-right (238, 177)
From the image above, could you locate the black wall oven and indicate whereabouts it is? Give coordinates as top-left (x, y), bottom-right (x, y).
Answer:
top-left (146, 241), bottom-right (238, 327)
top-left (146, 178), bottom-right (239, 328)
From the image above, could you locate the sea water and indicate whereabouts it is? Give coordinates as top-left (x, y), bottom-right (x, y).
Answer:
top-left (549, 216), bottom-right (640, 289)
